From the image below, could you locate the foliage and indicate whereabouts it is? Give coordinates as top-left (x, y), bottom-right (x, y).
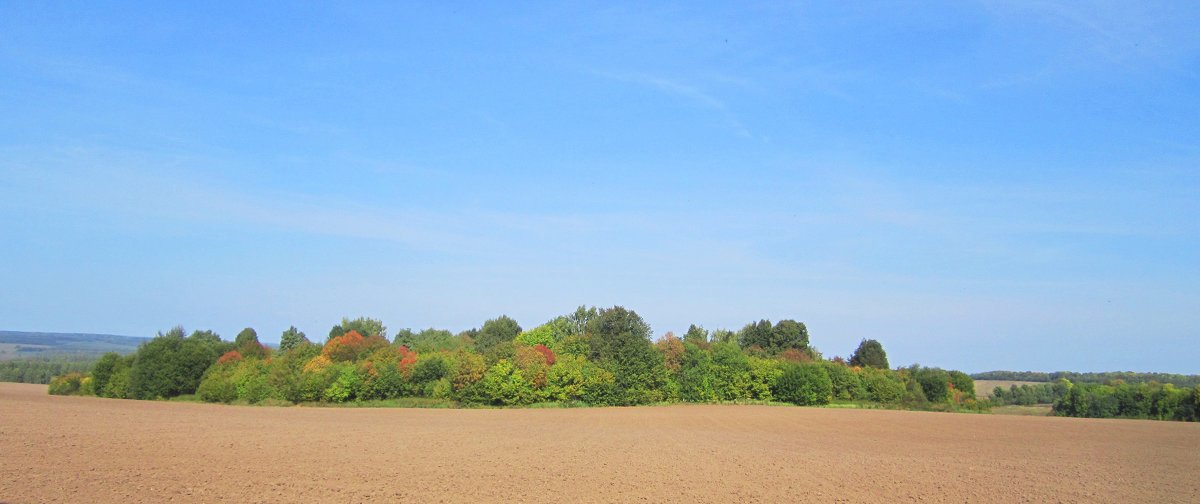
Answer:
top-left (477, 360), bottom-right (537, 405)
top-left (991, 381), bottom-right (1069, 406)
top-left (89, 352), bottom-right (122, 393)
top-left (910, 366), bottom-right (952, 403)
top-left (774, 363), bottom-right (832, 406)
top-left (395, 328), bottom-right (465, 354)
top-left (858, 366), bottom-right (906, 403)
top-left (586, 306), bottom-right (666, 405)
top-left (822, 361), bottom-right (865, 401)
top-left (48, 372), bottom-right (89, 395)
top-left (0, 355), bottom-right (98, 385)
top-left (474, 315), bottom-right (523, 354)
top-left (655, 333), bottom-right (684, 373)
top-left (682, 324), bottom-right (709, 348)
top-left (1054, 381), bottom-right (1199, 421)
top-left (947, 370), bottom-right (975, 399)
top-left (47, 312), bottom-right (1083, 418)
top-left (279, 326), bottom-right (309, 353)
top-left (972, 370), bottom-right (1200, 388)
top-left (128, 327), bottom-right (230, 400)
top-left (322, 330), bottom-right (388, 363)
top-left (738, 319), bottom-right (809, 355)
top-left (329, 317), bottom-right (387, 341)
top-left (848, 339), bottom-right (888, 369)
top-left (747, 357), bottom-right (783, 400)
top-left (515, 317), bottom-right (572, 352)
top-left (678, 342), bottom-right (717, 402)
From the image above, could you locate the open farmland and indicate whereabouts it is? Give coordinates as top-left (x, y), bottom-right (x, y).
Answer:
top-left (974, 380), bottom-right (1046, 398)
top-left (2, 383), bottom-right (1198, 503)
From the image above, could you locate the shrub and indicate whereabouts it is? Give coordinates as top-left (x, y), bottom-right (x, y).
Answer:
top-left (822, 361), bottom-right (865, 401)
top-left (679, 343), bottom-right (717, 402)
top-left (412, 354), bottom-right (451, 391)
top-left (128, 328), bottom-right (228, 399)
top-left (48, 372), bottom-right (88, 396)
top-left (947, 370), bottom-right (975, 399)
top-left (102, 365), bottom-right (132, 399)
top-left (859, 367), bottom-right (905, 403)
top-left (911, 367), bottom-right (951, 403)
top-left (773, 362), bottom-right (832, 406)
top-left (478, 360), bottom-right (536, 406)
top-left (747, 357), bottom-right (783, 401)
top-left (197, 367), bottom-right (238, 403)
top-left (324, 364), bottom-right (363, 402)
top-left (712, 342), bottom-right (752, 401)
top-left (447, 349), bottom-right (486, 392)
top-left (90, 352), bottom-right (123, 396)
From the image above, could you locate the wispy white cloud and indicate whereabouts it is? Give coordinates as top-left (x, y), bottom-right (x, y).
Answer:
top-left (587, 69), bottom-right (754, 139)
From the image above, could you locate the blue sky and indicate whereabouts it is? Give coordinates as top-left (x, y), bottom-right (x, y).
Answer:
top-left (1, 1), bottom-right (1197, 373)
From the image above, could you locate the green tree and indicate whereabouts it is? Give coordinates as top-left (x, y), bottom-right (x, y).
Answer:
top-left (474, 315), bottom-right (522, 354)
top-left (947, 370), bottom-right (975, 398)
top-left (478, 360), bottom-right (536, 405)
top-left (774, 362), bottom-right (832, 406)
top-left (586, 306), bottom-right (666, 405)
top-left (711, 329), bottom-right (737, 345)
top-left (329, 317), bottom-right (386, 341)
top-left (849, 339), bottom-right (889, 369)
top-left (234, 328), bottom-right (258, 348)
top-left (679, 343), bottom-right (717, 402)
top-left (771, 319), bottom-right (809, 352)
top-left (738, 319), bottom-right (773, 351)
top-left (823, 361), bottom-right (865, 401)
top-left (279, 326), bottom-right (309, 353)
top-left (90, 352), bottom-right (123, 395)
top-left (910, 366), bottom-right (950, 403)
top-left (392, 328), bottom-right (417, 346)
top-left (683, 324), bottom-right (709, 347)
top-left (128, 327), bottom-right (228, 399)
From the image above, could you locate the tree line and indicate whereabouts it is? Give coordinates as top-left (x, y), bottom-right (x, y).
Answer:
top-left (46, 306), bottom-right (982, 411)
top-left (1053, 381), bottom-right (1199, 421)
top-left (1, 356), bottom-right (97, 384)
top-left (973, 370), bottom-right (1200, 388)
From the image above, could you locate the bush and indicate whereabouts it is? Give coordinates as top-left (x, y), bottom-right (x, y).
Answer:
top-left (911, 367), bottom-right (951, 403)
top-left (411, 354), bottom-right (451, 393)
top-left (747, 357), bottom-right (783, 401)
top-left (948, 370), bottom-right (975, 399)
top-left (712, 342), bottom-right (752, 401)
top-left (197, 367), bottom-right (238, 403)
top-left (773, 363), bottom-right (832, 406)
top-left (823, 361), bottom-right (865, 401)
top-left (324, 364), bottom-right (363, 402)
top-left (859, 367), bottom-right (905, 403)
top-left (679, 343), bottom-right (717, 402)
top-left (478, 360), bottom-right (536, 406)
top-left (128, 328), bottom-right (229, 400)
top-left (48, 372), bottom-right (88, 396)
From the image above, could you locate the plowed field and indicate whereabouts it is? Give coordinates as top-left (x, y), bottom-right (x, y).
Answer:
top-left (1, 382), bottom-right (1197, 503)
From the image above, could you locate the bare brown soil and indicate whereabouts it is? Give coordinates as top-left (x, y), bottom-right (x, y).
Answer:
top-left (2, 382), bottom-right (1198, 503)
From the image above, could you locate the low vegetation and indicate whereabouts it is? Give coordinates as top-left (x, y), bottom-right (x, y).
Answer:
top-left (46, 306), bottom-right (982, 412)
top-left (0, 356), bottom-right (97, 384)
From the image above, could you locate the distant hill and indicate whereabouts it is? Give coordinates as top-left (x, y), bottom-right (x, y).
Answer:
top-left (0, 331), bottom-right (147, 360)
